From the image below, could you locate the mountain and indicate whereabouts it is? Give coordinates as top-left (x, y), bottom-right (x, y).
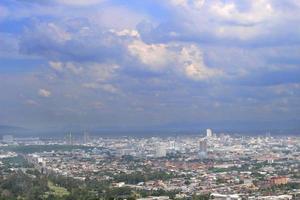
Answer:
top-left (0, 125), bottom-right (27, 135)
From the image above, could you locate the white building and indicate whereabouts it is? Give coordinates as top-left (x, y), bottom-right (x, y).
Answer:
top-left (155, 144), bottom-right (166, 157)
top-left (206, 129), bottom-right (213, 138)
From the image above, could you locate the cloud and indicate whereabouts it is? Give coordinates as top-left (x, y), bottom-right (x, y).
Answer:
top-left (82, 83), bottom-right (119, 93)
top-left (56, 0), bottom-right (106, 6)
top-left (210, 0), bottom-right (274, 25)
top-left (25, 99), bottom-right (39, 106)
top-left (49, 61), bottom-right (63, 71)
top-left (168, 0), bottom-right (206, 9)
top-left (20, 18), bottom-right (222, 82)
top-left (99, 84), bottom-right (119, 93)
top-left (1, 0), bottom-right (300, 131)
top-left (38, 89), bottom-right (51, 97)
top-left (88, 63), bottom-right (119, 81)
top-left (109, 29), bottom-right (140, 38)
top-left (140, 0), bottom-right (300, 46)
top-left (128, 39), bottom-right (223, 80)
top-left (82, 83), bottom-right (99, 89)
top-left (19, 21), bottom-right (128, 62)
top-left (179, 45), bottom-right (223, 80)
top-left (128, 40), bottom-right (172, 70)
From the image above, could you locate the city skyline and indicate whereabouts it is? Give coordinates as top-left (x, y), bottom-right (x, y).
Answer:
top-left (0, 0), bottom-right (300, 134)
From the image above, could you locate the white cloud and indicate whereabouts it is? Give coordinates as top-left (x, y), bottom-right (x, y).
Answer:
top-left (82, 83), bottom-right (99, 89)
top-left (210, 0), bottom-right (274, 25)
top-left (184, 63), bottom-right (222, 80)
top-left (56, 0), bottom-right (106, 6)
top-left (161, 0), bottom-right (286, 41)
top-left (179, 44), bottom-right (223, 80)
top-left (38, 89), bottom-right (51, 98)
top-left (128, 39), bottom-right (222, 81)
top-left (49, 61), bottom-right (63, 71)
top-left (25, 99), bottom-right (39, 106)
top-left (46, 23), bottom-right (71, 43)
top-left (110, 29), bottom-right (140, 38)
top-left (49, 61), bottom-right (83, 74)
top-left (99, 84), bottom-right (119, 93)
top-left (89, 63), bottom-right (119, 82)
top-left (82, 82), bottom-right (119, 94)
top-left (65, 62), bottom-right (84, 75)
top-left (169, 0), bottom-right (205, 9)
top-left (128, 40), bottom-right (173, 70)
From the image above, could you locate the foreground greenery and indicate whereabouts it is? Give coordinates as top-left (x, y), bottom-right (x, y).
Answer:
top-left (0, 170), bottom-right (211, 200)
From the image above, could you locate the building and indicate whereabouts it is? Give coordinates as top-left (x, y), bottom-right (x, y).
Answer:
top-left (269, 176), bottom-right (288, 186)
top-left (206, 129), bottom-right (213, 138)
top-left (83, 132), bottom-right (90, 144)
top-left (199, 139), bottom-right (208, 159)
top-left (211, 193), bottom-right (241, 200)
top-left (155, 144), bottom-right (166, 157)
top-left (66, 132), bottom-right (73, 145)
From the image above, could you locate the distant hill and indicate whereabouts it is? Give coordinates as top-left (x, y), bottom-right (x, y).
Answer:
top-left (0, 125), bottom-right (27, 135)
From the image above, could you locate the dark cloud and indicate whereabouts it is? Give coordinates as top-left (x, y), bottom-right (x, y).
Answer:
top-left (19, 21), bottom-right (128, 63)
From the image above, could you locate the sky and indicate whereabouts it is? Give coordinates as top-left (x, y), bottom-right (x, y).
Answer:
top-left (0, 0), bottom-right (300, 134)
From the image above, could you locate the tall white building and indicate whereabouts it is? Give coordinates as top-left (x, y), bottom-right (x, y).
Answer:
top-left (155, 144), bottom-right (166, 157)
top-left (206, 129), bottom-right (213, 138)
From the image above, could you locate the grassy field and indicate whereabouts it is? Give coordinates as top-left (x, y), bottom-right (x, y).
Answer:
top-left (44, 181), bottom-right (70, 198)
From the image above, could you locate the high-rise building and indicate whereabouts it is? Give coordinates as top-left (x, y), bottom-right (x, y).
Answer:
top-left (83, 132), bottom-right (90, 144)
top-left (155, 144), bottom-right (166, 157)
top-left (206, 129), bottom-right (213, 137)
top-left (199, 139), bottom-right (208, 159)
top-left (66, 132), bottom-right (73, 145)
top-left (199, 139), bottom-right (207, 152)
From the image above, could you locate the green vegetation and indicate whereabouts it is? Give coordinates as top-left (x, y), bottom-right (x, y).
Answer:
top-left (259, 182), bottom-right (300, 194)
top-left (0, 156), bottom-right (32, 169)
top-left (191, 194), bottom-right (211, 200)
top-left (138, 189), bottom-right (180, 199)
top-left (0, 171), bottom-right (183, 200)
top-left (44, 181), bottom-right (70, 198)
top-left (0, 171), bottom-right (48, 200)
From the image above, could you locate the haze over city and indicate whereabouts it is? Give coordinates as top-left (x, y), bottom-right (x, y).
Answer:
top-left (1, 0), bottom-right (300, 135)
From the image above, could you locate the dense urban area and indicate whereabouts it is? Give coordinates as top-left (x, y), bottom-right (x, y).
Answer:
top-left (0, 130), bottom-right (299, 200)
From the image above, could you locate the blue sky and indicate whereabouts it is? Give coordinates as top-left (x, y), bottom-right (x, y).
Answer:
top-left (0, 0), bottom-right (300, 134)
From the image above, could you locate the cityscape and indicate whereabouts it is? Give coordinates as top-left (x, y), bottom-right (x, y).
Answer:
top-left (0, 129), bottom-right (299, 199)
